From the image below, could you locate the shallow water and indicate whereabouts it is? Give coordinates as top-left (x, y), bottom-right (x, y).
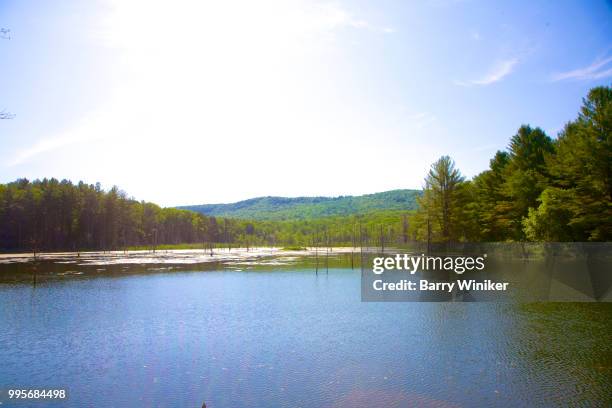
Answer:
top-left (0, 259), bottom-right (610, 407)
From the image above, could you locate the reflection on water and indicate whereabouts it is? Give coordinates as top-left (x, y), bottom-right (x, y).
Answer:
top-left (0, 256), bottom-right (610, 407)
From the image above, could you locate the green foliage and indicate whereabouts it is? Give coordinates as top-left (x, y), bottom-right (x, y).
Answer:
top-left (412, 156), bottom-right (469, 242)
top-left (500, 125), bottom-right (555, 240)
top-left (233, 210), bottom-right (416, 247)
top-left (467, 151), bottom-right (511, 241)
top-left (178, 189), bottom-right (420, 220)
top-left (522, 188), bottom-right (576, 241)
top-left (0, 179), bottom-right (215, 251)
top-left (416, 85), bottom-right (610, 243)
top-left (0, 179), bottom-right (416, 251)
top-left (526, 86), bottom-right (612, 241)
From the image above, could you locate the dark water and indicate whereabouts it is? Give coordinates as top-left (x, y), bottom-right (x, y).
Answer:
top-left (0, 262), bottom-right (611, 407)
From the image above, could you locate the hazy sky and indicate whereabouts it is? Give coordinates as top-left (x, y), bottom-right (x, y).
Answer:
top-left (1, 0), bottom-right (611, 206)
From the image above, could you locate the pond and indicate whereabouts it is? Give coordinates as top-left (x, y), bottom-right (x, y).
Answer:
top-left (0, 252), bottom-right (610, 407)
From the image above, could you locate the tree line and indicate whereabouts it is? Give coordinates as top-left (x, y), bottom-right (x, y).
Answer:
top-left (0, 178), bottom-right (396, 252)
top-left (0, 176), bottom-right (408, 252)
top-left (411, 85), bottom-right (611, 243)
top-left (0, 179), bottom-right (260, 252)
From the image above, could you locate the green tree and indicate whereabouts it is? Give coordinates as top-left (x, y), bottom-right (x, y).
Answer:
top-left (415, 156), bottom-right (467, 242)
top-left (467, 151), bottom-right (511, 241)
top-left (524, 86), bottom-right (612, 241)
top-left (500, 125), bottom-right (554, 240)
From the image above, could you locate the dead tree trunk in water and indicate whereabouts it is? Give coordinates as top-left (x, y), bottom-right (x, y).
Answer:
top-left (325, 228), bottom-right (329, 274)
top-left (359, 223), bottom-right (363, 270)
top-left (151, 228), bottom-right (158, 254)
top-left (314, 228), bottom-right (319, 275)
top-left (32, 264), bottom-right (37, 286)
top-left (351, 223), bottom-right (356, 270)
top-left (31, 238), bottom-right (38, 261)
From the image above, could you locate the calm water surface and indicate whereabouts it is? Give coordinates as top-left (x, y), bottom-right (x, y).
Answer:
top-left (0, 261), bottom-right (610, 407)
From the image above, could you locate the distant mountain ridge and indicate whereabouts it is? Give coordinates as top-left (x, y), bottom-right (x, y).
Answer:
top-left (178, 189), bottom-right (421, 221)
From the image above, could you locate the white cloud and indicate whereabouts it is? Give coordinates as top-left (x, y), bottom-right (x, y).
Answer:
top-left (551, 55), bottom-right (612, 81)
top-left (455, 58), bottom-right (518, 86)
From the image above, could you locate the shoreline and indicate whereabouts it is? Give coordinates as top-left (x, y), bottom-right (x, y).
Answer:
top-left (0, 247), bottom-right (363, 266)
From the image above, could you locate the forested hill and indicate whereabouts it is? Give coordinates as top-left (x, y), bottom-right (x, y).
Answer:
top-left (178, 189), bottom-right (421, 220)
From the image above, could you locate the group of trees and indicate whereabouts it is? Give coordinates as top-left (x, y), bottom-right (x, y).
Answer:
top-left (413, 86), bottom-right (611, 243)
top-left (0, 177), bottom-right (410, 251)
top-left (0, 179), bottom-right (251, 251)
top-left (237, 210), bottom-right (411, 248)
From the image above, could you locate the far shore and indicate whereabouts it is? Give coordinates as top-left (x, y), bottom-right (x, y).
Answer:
top-left (2, 243), bottom-right (607, 265)
top-left (0, 246), bottom-right (366, 266)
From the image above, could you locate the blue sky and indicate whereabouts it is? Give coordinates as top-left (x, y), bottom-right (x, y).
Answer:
top-left (0, 0), bottom-right (611, 206)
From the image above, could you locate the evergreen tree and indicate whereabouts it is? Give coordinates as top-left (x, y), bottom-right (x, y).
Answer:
top-left (414, 156), bottom-right (467, 242)
top-left (500, 125), bottom-right (554, 240)
top-left (467, 151), bottom-right (511, 241)
top-left (524, 86), bottom-right (612, 241)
